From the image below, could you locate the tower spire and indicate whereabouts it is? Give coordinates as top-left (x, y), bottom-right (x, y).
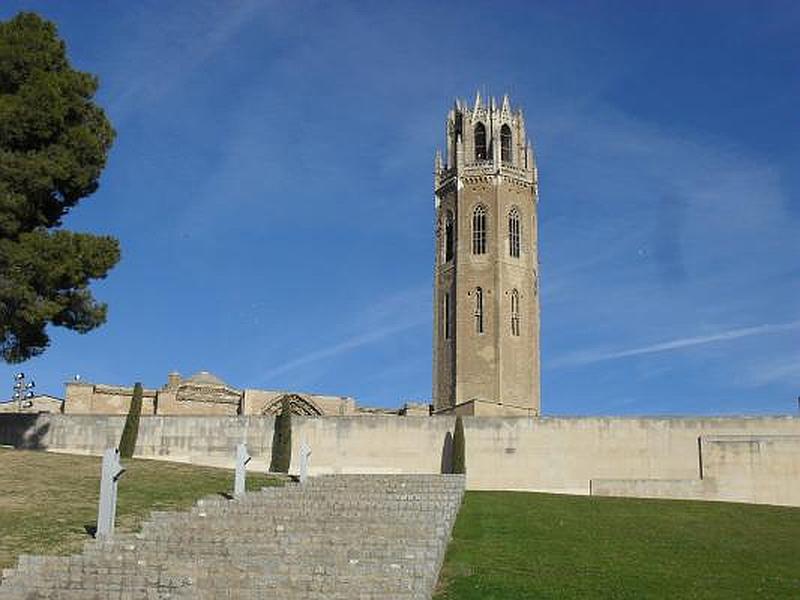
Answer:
top-left (433, 94), bottom-right (541, 416)
top-left (472, 90), bottom-right (482, 121)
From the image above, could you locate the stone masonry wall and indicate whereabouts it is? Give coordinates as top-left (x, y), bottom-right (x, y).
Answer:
top-left (1, 414), bottom-right (798, 506)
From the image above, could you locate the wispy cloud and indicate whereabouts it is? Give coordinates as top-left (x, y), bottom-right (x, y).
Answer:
top-left (549, 320), bottom-right (800, 369)
top-left (259, 318), bottom-right (426, 381)
top-left (105, 0), bottom-right (269, 120)
top-left (540, 98), bottom-right (798, 409)
top-left (740, 353), bottom-right (800, 388)
top-left (256, 285), bottom-right (430, 383)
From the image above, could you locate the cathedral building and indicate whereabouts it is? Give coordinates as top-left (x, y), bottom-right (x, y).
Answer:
top-left (432, 93), bottom-right (541, 416)
top-left (63, 371), bottom-right (363, 417)
top-left (55, 94), bottom-right (540, 418)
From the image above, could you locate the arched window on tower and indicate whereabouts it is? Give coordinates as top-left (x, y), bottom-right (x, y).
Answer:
top-left (444, 210), bottom-right (454, 262)
top-left (444, 292), bottom-right (451, 340)
top-left (501, 124), bottom-right (512, 164)
top-left (474, 122), bottom-right (487, 161)
top-left (510, 289), bottom-right (520, 337)
top-left (472, 206), bottom-right (487, 255)
top-left (508, 207), bottom-right (521, 258)
top-left (474, 287), bottom-right (484, 334)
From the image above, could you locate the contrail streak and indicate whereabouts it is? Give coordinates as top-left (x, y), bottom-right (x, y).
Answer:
top-left (550, 319), bottom-right (800, 368)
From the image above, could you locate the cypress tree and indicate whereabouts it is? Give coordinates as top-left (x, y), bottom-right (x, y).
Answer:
top-left (269, 398), bottom-right (292, 473)
top-left (118, 382), bottom-right (143, 459)
top-left (452, 415), bottom-right (466, 474)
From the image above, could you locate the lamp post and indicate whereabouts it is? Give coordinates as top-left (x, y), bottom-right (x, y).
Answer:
top-left (13, 373), bottom-right (35, 412)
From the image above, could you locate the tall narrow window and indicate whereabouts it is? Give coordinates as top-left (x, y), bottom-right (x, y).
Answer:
top-left (501, 124), bottom-right (512, 164)
top-left (510, 289), bottom-right (520, 337)
top-left (474, 123), bottom-right (487, 161)
top-left (444, 292), bottom-right (451, 340)
top-left (472, 205), bottom-right (487, 255)
top-left (508, 207), bottom-right (520, 258)
top-left (474, 287), bottom-right (484, 334)
top-left (444, 210), bottom-right (454, 262)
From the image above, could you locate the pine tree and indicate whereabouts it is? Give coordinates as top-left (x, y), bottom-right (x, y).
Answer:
top-left (269, 398), bottom-right (292, 473)
top-left (118, 382), bottom-right (143, 459)
top-left (452, 416), bottom-right (466, 474)
top-left (0, 12), bottom-right (119, 363)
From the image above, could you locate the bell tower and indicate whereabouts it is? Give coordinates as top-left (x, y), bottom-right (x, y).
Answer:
top-left (432, 93), bottom-right (541, 415)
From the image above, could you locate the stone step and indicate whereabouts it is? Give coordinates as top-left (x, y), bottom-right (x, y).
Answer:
top-left (0, 474), bottom-right (465, 599)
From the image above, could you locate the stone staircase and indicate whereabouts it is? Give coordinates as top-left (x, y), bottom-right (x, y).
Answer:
top-left (0, 474), bottom-right (465, 599)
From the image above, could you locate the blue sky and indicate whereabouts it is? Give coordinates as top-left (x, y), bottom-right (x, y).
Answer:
top-left (1, 1), bottom-right (798, 414)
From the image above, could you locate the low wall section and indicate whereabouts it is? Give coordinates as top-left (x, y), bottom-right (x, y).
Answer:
top-left (1, 414), bottom-right (798, 506)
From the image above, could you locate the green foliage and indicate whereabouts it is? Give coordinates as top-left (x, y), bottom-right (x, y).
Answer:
top-left (0, 12), bottom-right (119, 363)
top-left (451, 416), bottom-right (465, 474)
top-left (118, 382), bottom-right (143, 459)
top-left (269, 398), bottom-right (292, 473)
top-left (435, 492), bottom-right (800, 599)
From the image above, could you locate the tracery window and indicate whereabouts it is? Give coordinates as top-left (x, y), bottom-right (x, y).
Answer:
top-left (474, 287), bottom-right (484, 334)
top-left (472, 205), bottom-right (487, 255)
top-left (510, 289), bottom-right (520, 337)
top-left (444, 210), bottom-right (454, 262)
top-left (262, 394), bottom-right (323, 416)
top-left (508, 207), bottom-right (521, 258)
top-left (501, 124), bottom-right (512, 164)
top-left (474, 122), bottom-right (487, 161)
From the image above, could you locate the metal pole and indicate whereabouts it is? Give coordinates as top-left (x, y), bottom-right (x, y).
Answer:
top-left (234, 443), bottom-right (251, 497)
top-left (12, 373), bottom-right (34, 412)
top-left (97, 448), bottom-right (125, 538)
top-left (299, 440), bottom-right (312, 484)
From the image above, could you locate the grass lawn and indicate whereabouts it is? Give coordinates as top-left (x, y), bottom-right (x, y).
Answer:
top-left (0, 448), bottom-right (280, 570)
top-left (435, 491), bottom-right (800, 599)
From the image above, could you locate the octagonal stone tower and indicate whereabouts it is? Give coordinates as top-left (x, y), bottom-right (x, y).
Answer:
top-left (432, 93), bottom-right (541, 416)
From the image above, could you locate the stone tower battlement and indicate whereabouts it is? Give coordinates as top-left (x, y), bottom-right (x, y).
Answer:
top-left (432, 93), bottom-right (541, 415)
top-left (435, 92), bottom-right (537, 192)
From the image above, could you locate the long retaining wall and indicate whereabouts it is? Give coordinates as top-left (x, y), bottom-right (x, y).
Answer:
top-left (1, 413), bottom-right (799, 507)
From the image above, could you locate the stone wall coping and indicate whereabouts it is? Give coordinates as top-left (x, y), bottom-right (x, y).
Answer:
top-left (702, 433), bottom-right (800, 442)
top-left (2, 413), bottom-right (797, 424)
top-left (92, 384), bottom-right (158, 397)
